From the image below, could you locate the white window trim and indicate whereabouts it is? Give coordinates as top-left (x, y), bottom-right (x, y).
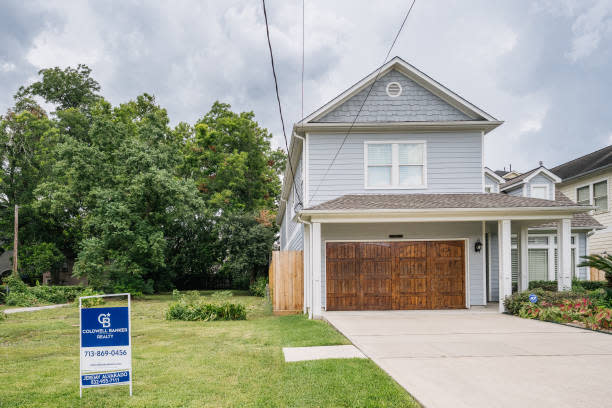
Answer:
top-left (530, 183), bottom-right (549, 200)
top-left (511, 233), bottom-right (579, 281)
top-left (576, 177), bottom-right (609, 214)
top-left (364, 141), bottom-right (427, 189)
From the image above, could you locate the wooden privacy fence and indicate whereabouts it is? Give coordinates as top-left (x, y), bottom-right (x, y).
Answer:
top-left (268, 250), bottom-right (303, 315)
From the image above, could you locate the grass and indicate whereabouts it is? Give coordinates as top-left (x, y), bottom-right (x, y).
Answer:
top-left (0, 292), bottom-right (419, 407)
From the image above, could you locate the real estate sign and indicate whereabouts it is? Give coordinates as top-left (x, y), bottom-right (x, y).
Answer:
top-left (79, 294), bottom-right (132, 397)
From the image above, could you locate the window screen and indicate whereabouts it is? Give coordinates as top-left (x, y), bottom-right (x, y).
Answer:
top-left (528, 249), bottom-right (548, 281)
top-left (367, 144), bottom-right (392, 186)
top-left (576, 186), bottom-right (590, 206)
top-left (593, 181), bottom-right (608, 212)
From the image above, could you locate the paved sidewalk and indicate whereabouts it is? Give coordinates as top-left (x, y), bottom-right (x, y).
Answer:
top-left (3, 303), bottom-right (70, 314)
top-left (323, 309), bottom-right (612, 408)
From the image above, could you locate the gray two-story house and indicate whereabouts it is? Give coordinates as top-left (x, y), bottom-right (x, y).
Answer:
top-left (277, 57), bottom-right (596, 318)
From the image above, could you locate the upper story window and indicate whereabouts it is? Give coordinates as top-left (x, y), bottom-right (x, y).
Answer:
top-left (530, 184), bottom-right (549, 200)
top-left (576, 180), bottom-right (608, 213)
top-left (365, 141), bottom-right (426, 188)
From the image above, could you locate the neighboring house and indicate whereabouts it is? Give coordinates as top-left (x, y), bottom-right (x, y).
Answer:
top-left (277, 56), bottom-right (595, 317)
top-left (493, 165), bottom-right (602, 294)
top-left (0, 249), bottom-right (12, 277)
top-left (495, 168), bottom-right (521, 180)
top-left (551, 145), bottom-right (612, 279)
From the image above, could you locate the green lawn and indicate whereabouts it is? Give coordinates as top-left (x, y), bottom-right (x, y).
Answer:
top-left (0, 293), bottom-right (419, 407)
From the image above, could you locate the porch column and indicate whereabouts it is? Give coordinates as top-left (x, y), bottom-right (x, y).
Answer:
top-left (519, 224), bottom-right (529, 292)
top-left (303, 223), bottom-right (311, 316)
top-left (498, 219), bottom-right (512, 312)
top-left (311, 222), bottom-right (322, 318)
top-left (557, 218), bottom-right (572, 291)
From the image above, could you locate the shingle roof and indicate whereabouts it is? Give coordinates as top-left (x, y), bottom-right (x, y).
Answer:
top-left (534, 191), bottom-right (603, 229)
top-left (305, 193), bottom-right (588, 211)
top-left (536, 212), bottom-right (604, 229)
top-left (551, 145), bottom-right (612, 181)
top-left (494, 170), bottom-right (508, 177)
top-left (500, 167), bottom-right (539, 189)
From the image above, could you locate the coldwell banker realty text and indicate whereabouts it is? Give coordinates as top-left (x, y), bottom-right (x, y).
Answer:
top-left (79, 294), bottom-right (133, 397)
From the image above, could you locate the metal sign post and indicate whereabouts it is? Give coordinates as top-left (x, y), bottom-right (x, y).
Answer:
top-left (79, 293), bottom-right (133, 398)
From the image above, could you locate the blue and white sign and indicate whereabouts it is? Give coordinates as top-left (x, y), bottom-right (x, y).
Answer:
top-left (79, 293), bottom-right (132, 397)
top-left (81, 371), bottom-right (130, 387)
top-left (529, 293), bottom-right (538, 303)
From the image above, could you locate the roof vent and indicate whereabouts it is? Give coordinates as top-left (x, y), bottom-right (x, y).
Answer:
top-left (386, 82), bottom-right (402, 97)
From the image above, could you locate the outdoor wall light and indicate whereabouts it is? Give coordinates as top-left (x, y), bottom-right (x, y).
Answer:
top-left (474, 239), bottom-right (483, 253)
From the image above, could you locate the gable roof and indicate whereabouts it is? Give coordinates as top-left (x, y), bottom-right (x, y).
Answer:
top-left (295, 56), bottom-right (502, 133)
top-left (551, 145), bottom-right (612, 182)
top-left (500, 166), bottom-right (561, 191)
top-left (315, 69), bottom-right (472, 123)
top-left (484, 167), bottom-right (506, 183)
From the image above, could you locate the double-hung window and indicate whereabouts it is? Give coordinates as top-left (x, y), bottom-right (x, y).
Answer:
top-left (593, 181), bottom-right (608, 212)
top-left (576, 180), bottom-right (608, 212)
top-left (576, 185), bottom-right (590, 206)
top-left (365, 141), bottom-right (426, 188)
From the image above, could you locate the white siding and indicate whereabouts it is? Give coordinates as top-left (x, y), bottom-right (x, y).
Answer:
top-left (558, 170), bottom-right (612, 255)
top-left (526, 173), bottom-right (556, 201)
top-left (484, 174), bottom-right (500, 193)
top-left (308, 132), bottom-right (483, 206)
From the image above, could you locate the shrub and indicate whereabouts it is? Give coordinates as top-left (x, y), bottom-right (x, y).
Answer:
top-left (0, 312), bottom-right (5, 321)
top-left (528, 281), bottom-right (558, 292)
top-left (574, 280), bottom-right (608, 291)
top-left (527, 280), bottom-right (609, 292)
top-left (78, 287), bottom-right (105, 307)
top-left (249, 277), bottom-right (267, 297)
top-left (504, 288), bottom-right (589, 315)
top-left (166, 291), bottom-right (246, 321)
top-left (2, 275), bottom-right (97, 306)
top-left (5, 290), bottom-right (38, 307)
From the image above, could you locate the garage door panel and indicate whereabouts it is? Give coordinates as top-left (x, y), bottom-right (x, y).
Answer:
top-left (326, 240), bottom-right (465, 311)
top-left (360, 257), bottom-right (393, 310)
top-left (327, 243), bottom-right (357, 259)
top-left (428, 241), bottom-right (465, 309)
top-left (359, 242), bottom-right (393, 259)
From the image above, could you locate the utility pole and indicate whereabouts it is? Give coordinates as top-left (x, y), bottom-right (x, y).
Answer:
top-left (12, 204), bottom-right (18, 276)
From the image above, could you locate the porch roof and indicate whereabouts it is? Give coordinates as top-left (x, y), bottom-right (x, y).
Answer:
top-left (305, 193), bottom-right (591, 212)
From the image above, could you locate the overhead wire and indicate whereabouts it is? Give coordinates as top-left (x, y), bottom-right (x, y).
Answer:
top-left (262, 0), bottom-right (303, 206)
top-left (309, 0), bottom-right (417, 202)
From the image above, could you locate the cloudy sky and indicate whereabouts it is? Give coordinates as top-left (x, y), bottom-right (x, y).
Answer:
top-left (1, 0), bottom-right (611, 172)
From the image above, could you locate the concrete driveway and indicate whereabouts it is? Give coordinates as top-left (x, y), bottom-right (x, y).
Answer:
top-left (323, 308), bottom-right (612, 408)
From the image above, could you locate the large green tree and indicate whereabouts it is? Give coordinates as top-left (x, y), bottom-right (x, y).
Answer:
top-left (180, 102), bottom-right (285, 213)
top-left (3, 65), bottom-right (284, 291)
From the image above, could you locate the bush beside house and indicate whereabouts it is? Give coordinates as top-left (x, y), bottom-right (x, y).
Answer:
top-left (504, 287), bottom-right (612, 332)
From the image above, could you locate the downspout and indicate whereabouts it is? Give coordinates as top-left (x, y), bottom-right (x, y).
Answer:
top-left (298, 214), bottom-right (313, 319)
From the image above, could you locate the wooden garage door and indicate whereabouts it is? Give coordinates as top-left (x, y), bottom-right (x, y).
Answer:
top-left (326, 241), bottom-right (465, 311)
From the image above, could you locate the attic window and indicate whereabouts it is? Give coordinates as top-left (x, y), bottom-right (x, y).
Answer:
top-left (386, 82), bottom-right (402, 97)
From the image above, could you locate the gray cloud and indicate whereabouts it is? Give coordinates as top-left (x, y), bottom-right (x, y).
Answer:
top-left (1, 0), bottom-right (611, 173)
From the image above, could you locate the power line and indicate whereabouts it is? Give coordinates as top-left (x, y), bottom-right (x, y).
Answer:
top-left (309, 0), bottom-right (417, 202)
top-left (262, 0), bottom-right (302, 206)
top-left (301, 0), bottom-right (305, 129)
